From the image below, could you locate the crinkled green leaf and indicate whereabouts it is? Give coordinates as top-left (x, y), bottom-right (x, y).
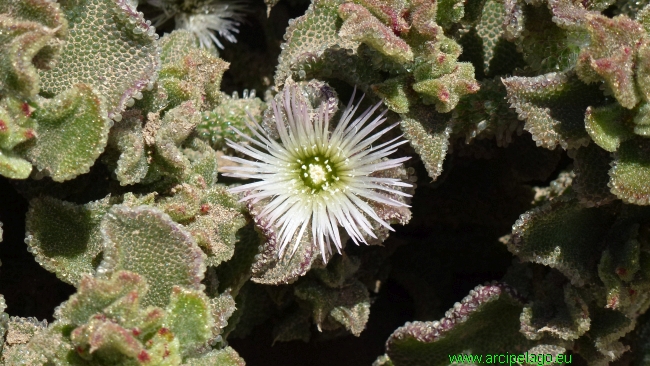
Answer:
top-left (575, 307), bottom-right (634, 364)
top-left (106, 110), bottom-right (149, 186)
top-left (208, 290), bottom-right (236, 342)
top-left (338, 3), bottom-right (413, 64)
top-left (163, 287), bottom-right (214, 356)
top-left (160, 30), bottom-right (199, 65)
top-left (186, 187), bottom-right (247, 268)
top-left (294, 278), bottom-right (370, 336)
top-left (384, 284), bottom-right (538, 366)
top-left (412, 62), bottom-right (480, 114)
top-left (25, 195), bottom-right (110, 285)
top-left (197, 92), bottom-right (266, 151)
top-left (275, 0), bottom-right (346, 88)
top-left (520, 283), bottom-right (590, 341)
top-left (181, 347), bottom-right (245, 366)
top-left (450, 78), bottom-right (520, 147)
top-left (98, 205), bottom-right (206, 307)
top-left (503, 72), bottom-right (603, 149)
top-left (573, 144), bottom-right (617, 207)
top-left (609, 138), bottom-right (650, 205)
top-left (633, 102), bottom-right (650, 136)
top-left (152, 101), bottom-right (202, 179)
top-left (250, 210), bottom-right (320, 285)
top-left (157, 48), bottom-right (229, 111)
top-left (508, 194), bottom-right (617, 285)
top-left (39, 0), bottom-right (160, 119)
top-left (56, 271), bottom-right (148, 325)
top-left (585, 104), bottom-right (635, 152)
top-left (0, 99), bottom-right (37, 178)
top-left (21, 83), bottom-right (111, 182)
top-left (575, 14), bottom-right (644, 109)
top-left (0, 0), bottom-right (68, 98)
top-left (399, 105), bottom-right (450, 180)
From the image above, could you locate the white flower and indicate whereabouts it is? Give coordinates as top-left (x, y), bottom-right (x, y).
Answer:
top-left (223, 85), bottom-right (412, 261)
top-left (149, 0), bottom-right (245, 50)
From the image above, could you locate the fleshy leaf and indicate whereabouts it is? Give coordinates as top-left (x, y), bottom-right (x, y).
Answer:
top-left (157, 48), bottom-right (229, 111)
top-left (412, 62), bottom-right (480, 114)
top-left (197, 92), bottom-right (266, 151)
top-left (98, 205), bottom-right (206, 307)
top-left (0, 0), bottom-right (68, 98)
top-left (520, 282), bottom-right (590, 341)
top-left (503, 72), bottom-right (602, 149)
top-left (181, 347), bottom-right (245, 366)
top-left (106, 110), bottom-right (149, 186)
top-left (0, 99), bottom-right (37, 179)
top-left (572, 144), bottom-right (617, 207)
top-left (185, 187), bottom-right (247, 268)
top-left (274, 0), bottom-right (345, 88)
top-left (55, 270), bottom-right (148, 325)
top-left (39, 0), bottom-right (160, 119)
top-left (450, 78), bottom-right (521, 147)
top-left (384, 284), bottom-right (536, 366)
top-left (25, 196), bottom-right (110, 285)
top-left (584, 104), bottom-right (635, 152)
top-left (152, 101), bottom-right (202, 179)
top-left (249, 208), bottom-right (320, 285)
top-left (163, 286), bottom-right (214, 356)
top-left (294, 278), bottom-right (370, 336)
top-left (609, 138), bottom-right (650, 205)
top-left (575, 14), bottom-right (645, 109)
top-left (508, 194), bottom-right (617, 286)
top-left (160, 30), bottom-right (199, 65)
top-left (338, 3), bottom-right (414, 64)
top-left (399, 105), bottom-right (451, 180)
top-left (20, 83), bottom-right (112, 182)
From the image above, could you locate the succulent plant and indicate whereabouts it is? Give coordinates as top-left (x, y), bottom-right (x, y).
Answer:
top-left (7, 0), bottom-right (650, 363)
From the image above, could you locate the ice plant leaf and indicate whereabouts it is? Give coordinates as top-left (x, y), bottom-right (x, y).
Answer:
top-left (163, 286), bottom-right (214, 356)
top-left (38, 0), bottom-right (159, 120)
top-left (197, 91), bottom-right (266, 151)
top-left (21, 83), bottom-right (111, 182)
top-left (609, 138), bottom-right (650, 204)
top-left (399, 105), bottom-right (450, 180)
top-left (338, 3), bottom-right (414, 64)
top-left (106, 110), bottom-right (149, 186)
top-left (160, 30), bottom-right (199, 65)
top-left (186, 186), bottom-right (247, 268)
top-left (573, 144), bottom-right (617, 207)
top-left (0, 101), bottom-right (34, 178)
top-left (450, 78), bottom-right (521, 147)
top-left (519, 279), bottom-right (591, 341)
top-left (508, 194), bottom-right (617, 285)
top-left (182, 347), bottom-right (246, 366)
top-left (152, 101), bottom-right (202, 179)
top-left (294, 278), bottom-right (370, 336)
top-left (157, 48), bottom-right (229, 111)
top-left (0, 0), bottom-right (68, 99)
top-left (382, 284), bottom-right (535, 366)
top-left (224, 84), bottom-right (412, 262)
top-left (55, 270), bottom-right (148, 326)
top-left (584, 104), bottom-right (635, 152)
top-left (412, 62), bottom-right (480, 114)
top-left (575, 14), bottom-right (645, 109)
top-left (274, 0), bottom-right (343, 87)
top-left (98, 205), bottom-right (206, 307)
top-left (250, 212), bottom-right (318, 285)
top-left (503, 72), bottom-right (603, 149)
top-left (25, 196), bottom-right (111, 286)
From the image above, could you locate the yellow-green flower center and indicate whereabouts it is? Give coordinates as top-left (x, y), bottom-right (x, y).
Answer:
top-left (297, 155), bottom-right (340, 191)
